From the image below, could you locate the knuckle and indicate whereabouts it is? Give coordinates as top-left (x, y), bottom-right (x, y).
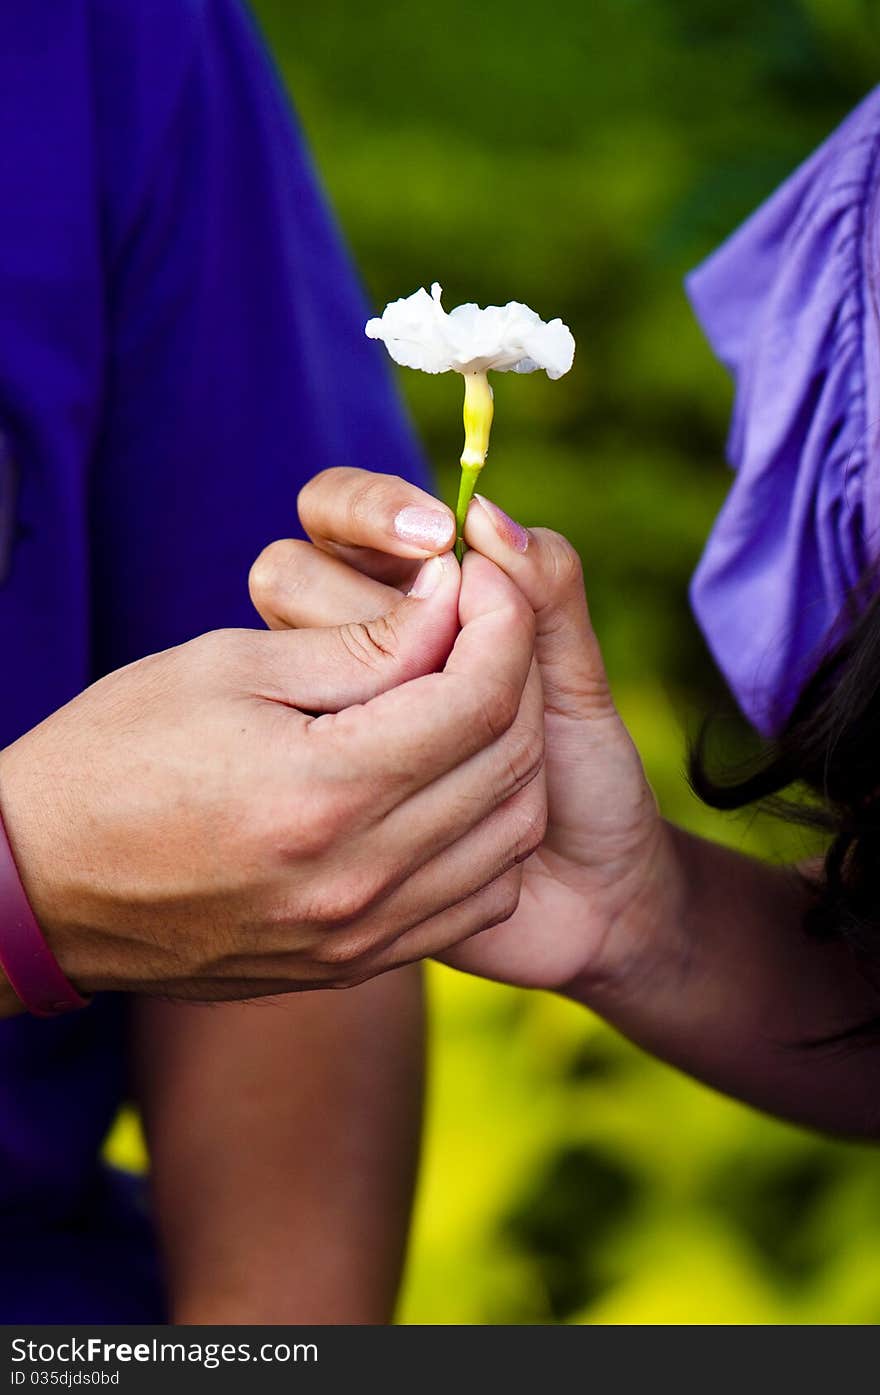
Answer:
top-left (477, 675), bottom-right (523, 742)
top-left (347, 477), bottom-right (383, 530)
top-left (315, 925), bottom-right (380, 973)
top-left (347, 473), bottom-right (407, 531)
top-left (315, 934), bottom-right (361, 969)
top-left (285, 774), bottom-right (376, 860)
top-left (339, 613), bottom-right (401, 672)
top-left (315, 790), bottom-right (353, 848)
top-left (490, 600), bottom-right (537, 677)
top-left (496, 591), bottom-right (537, 648)
top-left (534, 529), bottom-right (584, 596)
top-left (310, 866), bottom-right (387, 928)
top-left (248, 539), bottom-right (304, 611)
top-left (500, 721), bottom-right (545, 794)
top-left (286, 791), bottom-right (351, 858)
top-left (488, 870), bottom-right (523, 927)
top-left (345, 468), bottom-right (415, 532)
top-left (297, 467), bottom-right (339, 519)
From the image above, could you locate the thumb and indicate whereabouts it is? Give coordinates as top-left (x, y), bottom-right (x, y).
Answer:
top-left (261, 552), bottom-right (461, 711)
top-left (463, 495), bottom-right (615, 723)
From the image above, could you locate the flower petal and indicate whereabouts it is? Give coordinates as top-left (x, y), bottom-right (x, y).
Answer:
top-left (365, 285), bottom-right (575, 378)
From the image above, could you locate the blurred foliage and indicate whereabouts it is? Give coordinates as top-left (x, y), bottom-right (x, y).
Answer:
top-left (109, 0), bottom-right (880, 1324)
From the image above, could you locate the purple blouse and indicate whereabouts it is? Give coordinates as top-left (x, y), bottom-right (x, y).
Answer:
top-left (0, 0), bottom-right (428, 1320)
top-left (688, 87), bottom-right (880, 734)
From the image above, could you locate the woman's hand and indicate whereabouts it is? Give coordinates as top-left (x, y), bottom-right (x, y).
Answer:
top-left (0, 549), bottom-right (546, 1006)
top-left (252, 467), bottom-right (683, 995)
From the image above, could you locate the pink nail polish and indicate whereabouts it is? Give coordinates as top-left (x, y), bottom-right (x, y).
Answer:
top-left (474, 494), bottom-right (530, 553)
top-left (394, 505), bottom-right (455, 551)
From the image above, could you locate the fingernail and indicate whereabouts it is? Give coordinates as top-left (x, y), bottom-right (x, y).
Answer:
top-left (394, 505), bottom-right (455, 551)
top-left (474, 494), bottom-right (530, 554)
top-left (408, 554), bottom-right (447, 598)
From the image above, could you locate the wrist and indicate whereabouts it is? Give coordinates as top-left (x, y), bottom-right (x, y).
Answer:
top-left (561, 818), bottom-right (695, 1009)
top-left (0, 739), bottom-right (94, 1002)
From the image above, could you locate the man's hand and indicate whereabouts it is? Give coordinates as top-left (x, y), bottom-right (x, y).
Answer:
top-left (0, 549), bottom-right (546, 1005)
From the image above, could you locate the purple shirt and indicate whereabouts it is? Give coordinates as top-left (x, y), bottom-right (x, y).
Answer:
top-left (688, 87), bottom-right (880, 734)
top-left (0, 0), bottom-right (428, 1320)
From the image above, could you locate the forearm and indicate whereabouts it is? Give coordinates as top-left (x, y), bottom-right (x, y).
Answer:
top-left (569, 823), bottom-right (880, 1138)
top-left (134, 967), bottom-right (425, 1324)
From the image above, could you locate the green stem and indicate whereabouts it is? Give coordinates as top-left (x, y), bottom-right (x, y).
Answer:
top-left (455, 463), bottom-right (482, 562)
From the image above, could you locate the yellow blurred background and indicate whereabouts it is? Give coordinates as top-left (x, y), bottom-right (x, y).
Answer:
top-left (111, 0), bottom-right (880, 1323)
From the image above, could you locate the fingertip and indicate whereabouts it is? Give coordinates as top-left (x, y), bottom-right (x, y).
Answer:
top-left (399, 551), bottom-right (462, 644)
top-left (299, 465), bottom-right (456, 558)
top-left (458, 547), bottom-right (500, 590)
top-left (374, 550), bottom-right (460, 680)
top-left (468, 494), bottom-right (531, 555)
top-left (465, 501), bottom-right (586, 623)
top-left (406, 550), bottom-right (460, 600)
top-left (458, 550), bottom-right (534, 635)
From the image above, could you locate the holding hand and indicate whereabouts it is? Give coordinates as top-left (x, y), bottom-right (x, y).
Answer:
top-left (275, 467), bottom-right (880, 1140)
top-left (0, 548), bottom-right (545, 1006)
top-left (254, 466), bottom-right (679, 994)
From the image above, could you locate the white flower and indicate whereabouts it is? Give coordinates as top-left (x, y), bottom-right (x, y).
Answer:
top-left (365, 282), bottom-right (575, 380)
top-left (366, 282), bottom-right (575, 554)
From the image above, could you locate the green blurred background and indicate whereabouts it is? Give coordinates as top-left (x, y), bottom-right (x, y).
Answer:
top-left (118, 0), bottom-right (880, 1322)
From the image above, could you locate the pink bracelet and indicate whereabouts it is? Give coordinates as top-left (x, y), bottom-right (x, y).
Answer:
top-left (0, 804), bottom-right (89, 1016)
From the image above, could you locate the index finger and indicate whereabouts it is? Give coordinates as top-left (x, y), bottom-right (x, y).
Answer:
top-left (308, 552), bottom-right (536, 809)
top-left (299, 467), bottom-right (456, 585)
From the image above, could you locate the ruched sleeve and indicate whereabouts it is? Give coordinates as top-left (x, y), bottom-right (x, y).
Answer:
top-left (687, 87), bottom-right (880, 734)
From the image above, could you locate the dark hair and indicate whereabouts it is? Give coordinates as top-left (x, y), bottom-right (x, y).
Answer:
top-left (690, 576), bottom-right (880, 954)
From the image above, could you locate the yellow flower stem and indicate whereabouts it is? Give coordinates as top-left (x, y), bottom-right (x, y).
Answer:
top-left (455, 371), bottom-right (494, 561)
